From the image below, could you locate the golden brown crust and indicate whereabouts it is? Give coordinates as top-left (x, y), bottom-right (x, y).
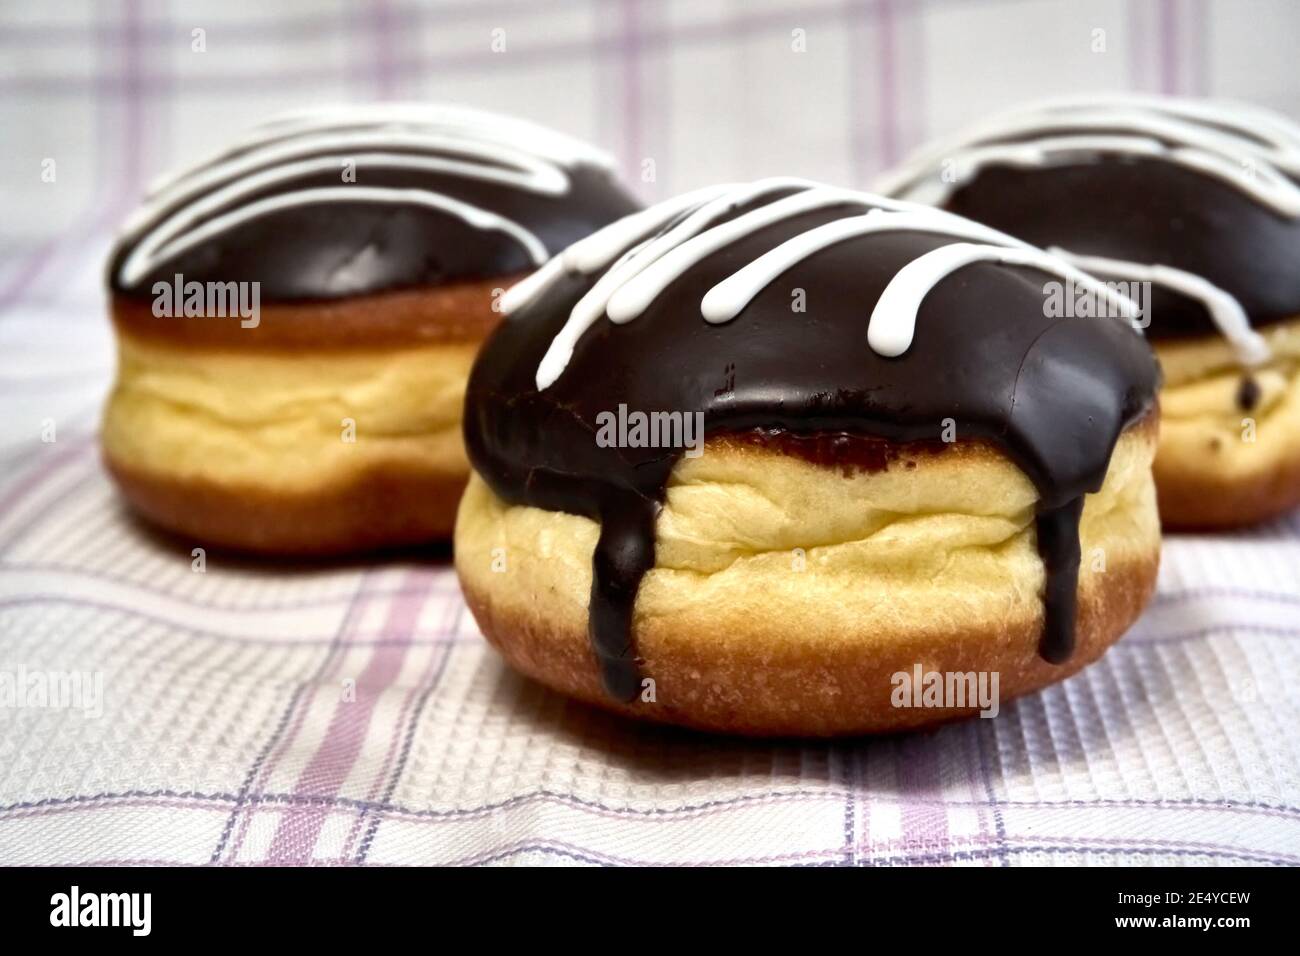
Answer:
top-left (462, 548), bottom-right (1157, 737)
top-left (103, 277), bottom-right (499, 554)
top-left (1155, 440), bottom-right (1300, 529)
top-left (1152, 323), bottom-right (1300, 529)
top-left (110, 275), bottom-right (514, 352)
top-left (105, 452), bottom-right (465, 556)
top-left (456, 419), bottom-right (1161, 737)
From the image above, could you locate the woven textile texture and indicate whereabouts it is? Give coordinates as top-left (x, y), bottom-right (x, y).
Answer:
top-left (1, 0), bottom-right (1298, 865)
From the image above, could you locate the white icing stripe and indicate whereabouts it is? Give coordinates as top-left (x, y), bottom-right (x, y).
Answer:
top-left (873, 94), bottom-right (1300, 361)
top-left (121, 187), bottom-right (548, 288)
top-left (535, 184), bottom-right (868, 390)
top-left (564, 183), bottom-right (735, 273)
top-left (602, 179), bottom-right (834, 322)
top-left (874, 95), bottom-right (1300, 215)
top-left (126, 132), bottom-right (568, 233)
top-left (118, 103), bottom-right (605, 285)
top-left (869, 243), bottom-right (1138, 357)
top-left (499, 184), bottom-right (734, 318)
top-left (121, 150), bottom-right (557, 261)
top-left (1047, 247), bottom-right (1272, 366)
top-left (251, 102), bottom-right (615, 169)
top-left (877, 135), bottom-right (1168, 205)
top-left (496, 257), bottom-right (569, 317)
top-left (701, 207), bottom-right (1036, 323)
top-left (517, 181), bottom-right (1140, 391)
top-left (146, 103), bottom-right (612, 197)
top-left (1036, 94), bottom-right (1300, 170)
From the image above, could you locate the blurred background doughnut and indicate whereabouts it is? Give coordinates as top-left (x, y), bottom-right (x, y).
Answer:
top-left (877, 95), bottom-right (1300, 529)
top-left (102, 103), bottom-right (640, 554)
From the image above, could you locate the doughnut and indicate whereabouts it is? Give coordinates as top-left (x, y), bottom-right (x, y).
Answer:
top-left (102, 104), bottom-right (640, 554)
top-left (456, 180), bottom-right (1161, 736)
top-left (877, 94), bottom-right (1300, 529)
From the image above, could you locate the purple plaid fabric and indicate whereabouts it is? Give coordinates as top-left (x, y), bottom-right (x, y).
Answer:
top-left (1, 0), bottom-right (1298, 866)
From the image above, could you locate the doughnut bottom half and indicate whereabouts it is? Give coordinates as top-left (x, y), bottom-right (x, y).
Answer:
top-left (455, 416), bottom-right (1160, 736)
top-left (102, 331), bottom-right (480, 555)
top-left (1153, 317), bottom-right (1300, 529)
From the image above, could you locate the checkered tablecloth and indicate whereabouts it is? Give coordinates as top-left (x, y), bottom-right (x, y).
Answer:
top-left (1, 0), bottom-right (1298, 866)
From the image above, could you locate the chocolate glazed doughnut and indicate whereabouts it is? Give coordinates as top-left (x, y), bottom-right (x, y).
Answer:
top-left (103, 103), bottom-right (640, 555)
top-left (458, 180), bottom-right (1161, 735)
top-left (877, 94), bottom-right (1300, 528)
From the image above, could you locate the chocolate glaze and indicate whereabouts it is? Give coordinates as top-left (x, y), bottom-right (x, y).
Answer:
top-left (943, 158), bottom-right (1300, 339)
top-left (108, 106), bottom-right (641, 301)
top-left (110, 164), bottom-right (639, 301)
top-left (1237, 374), bottom-right (1262, 412)
top-left (464, 195), bottom-right (1160, 700)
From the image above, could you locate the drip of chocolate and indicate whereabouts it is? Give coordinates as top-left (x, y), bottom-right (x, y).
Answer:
top-left (1237, 374), bottom-right (1262, 412)
top-left (464, 193), bottom-right (1159, 701)
top-left (1036, 498), bottom-right (1085, 664)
